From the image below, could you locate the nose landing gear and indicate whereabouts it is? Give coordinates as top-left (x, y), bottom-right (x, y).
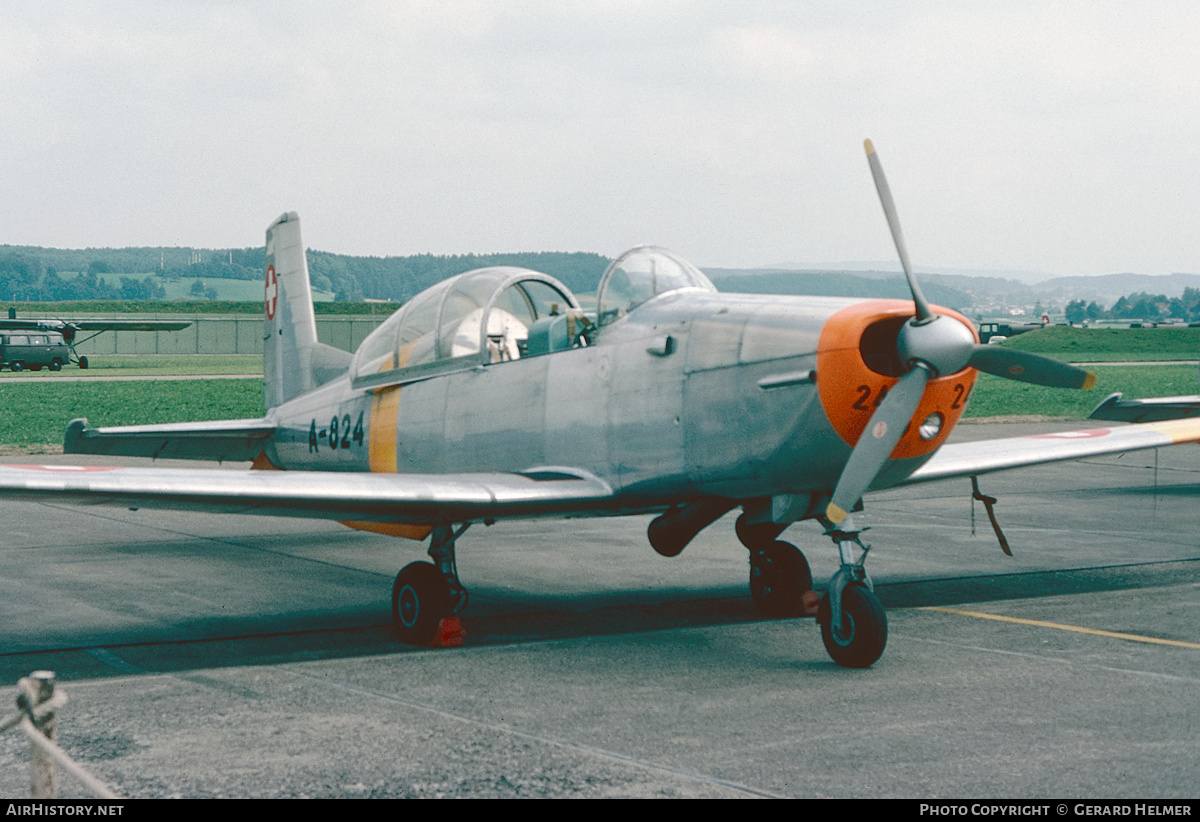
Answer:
top-left (817, 518), bottom-right (887, 668)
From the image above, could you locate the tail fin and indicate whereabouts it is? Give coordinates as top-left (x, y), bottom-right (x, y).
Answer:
top-left (263, 212), bottom-right (352, 409)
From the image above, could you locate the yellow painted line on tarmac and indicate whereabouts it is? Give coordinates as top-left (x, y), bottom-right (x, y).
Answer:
top-left (923, 607), bottom-right (1200, 649)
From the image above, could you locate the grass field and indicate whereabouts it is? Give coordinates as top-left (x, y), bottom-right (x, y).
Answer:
top-left (962, 365), bottom-right (1198, 418)
top-left (0, 380), bottom-right (264, 450)
top-left (1002, 325), bottom-right (1200, 361)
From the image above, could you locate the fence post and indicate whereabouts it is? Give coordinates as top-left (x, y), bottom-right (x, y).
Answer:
top-left (21, 671), bottom-right (57, 799)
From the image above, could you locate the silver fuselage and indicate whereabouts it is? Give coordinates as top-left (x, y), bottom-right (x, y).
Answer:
top-left (264, 290), bottom-right (955, 517)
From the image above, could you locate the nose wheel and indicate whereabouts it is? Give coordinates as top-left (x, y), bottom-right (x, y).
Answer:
top-left (817, 517), bottom-right (888, 668)
top-left (817, 582), bottom-right (887, 668)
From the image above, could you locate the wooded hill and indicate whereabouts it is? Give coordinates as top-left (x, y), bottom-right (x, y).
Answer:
top-left (3, 244), bottom-right (979, 307)
top-left (0, 245), bottom-right (612, 304)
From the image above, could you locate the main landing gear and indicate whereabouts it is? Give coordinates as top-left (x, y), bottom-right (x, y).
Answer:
top-left (391, 524), bottom-right (470, 645)
top-left (737, 514), bottom-right (814, 619)
top-left (737, 512), bottom-right (888, 668)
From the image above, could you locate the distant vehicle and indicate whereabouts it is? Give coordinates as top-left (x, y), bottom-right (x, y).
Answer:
top-left (0, 330), bottom-right (72, 371)
top-left (977, 321), bottom-right (1043, 343)
top-left (0, 316), bottom-right (191, 369)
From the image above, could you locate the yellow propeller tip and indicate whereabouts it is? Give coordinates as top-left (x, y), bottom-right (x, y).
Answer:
top-left (1082, 372), bottom-right (1097, 390)
top-left (864, 138), bottom-right (876, 155)
top-left (826, 502), bottom-right (848, 525)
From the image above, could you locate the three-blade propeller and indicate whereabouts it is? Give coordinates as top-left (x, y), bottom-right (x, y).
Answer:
top-left (825, 141), bottom-right (1096, 526)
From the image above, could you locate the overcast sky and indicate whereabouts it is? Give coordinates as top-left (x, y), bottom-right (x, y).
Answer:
top-left (4, 2), bottom-right (1199, 278)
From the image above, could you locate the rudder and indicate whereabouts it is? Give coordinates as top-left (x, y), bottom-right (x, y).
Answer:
top-left (263, 212), bottom-right (351, 409)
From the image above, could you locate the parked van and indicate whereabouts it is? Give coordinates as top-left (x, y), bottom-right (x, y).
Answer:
top-left (0, 331), bottom-right (72, 371)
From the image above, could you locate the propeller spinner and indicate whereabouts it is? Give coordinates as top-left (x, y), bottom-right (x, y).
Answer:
top-left (825, 141), bottom-right (1096, 525)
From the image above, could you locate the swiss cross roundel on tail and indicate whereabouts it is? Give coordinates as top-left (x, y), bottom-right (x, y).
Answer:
top-left (264, 264), bottom-right (278, 320)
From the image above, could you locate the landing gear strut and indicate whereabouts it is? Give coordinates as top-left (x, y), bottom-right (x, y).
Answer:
top-left (817, 518), bottom-right (887, 668)
top-left (736, 514), bottom-right (813, 618)
top-left (391, 523), bottom-right (470, 645)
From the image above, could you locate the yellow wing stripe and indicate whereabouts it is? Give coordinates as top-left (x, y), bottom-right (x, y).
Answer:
top-left (1142, 417), bottom-right (1200, 444)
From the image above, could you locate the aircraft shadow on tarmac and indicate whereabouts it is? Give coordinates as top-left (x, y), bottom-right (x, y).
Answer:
top-left (4, 557), bottom-right (1196, 682)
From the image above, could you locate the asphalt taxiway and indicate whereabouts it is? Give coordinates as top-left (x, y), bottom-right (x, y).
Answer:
top-left (0, 420), bottom-right (1197, 798)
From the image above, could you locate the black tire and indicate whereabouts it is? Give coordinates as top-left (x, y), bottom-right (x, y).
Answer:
top-left (78, 356), bottom-right (89, 369)
top-left (10, 362), bottom-right (22, 372)
top-left (818, 583), bottom-right (887, 668)
top-left (749, 541), bottom-right (813, 618)
top-left (391, 561), bottom-right (453, 645)
top-left (49, 359), bottom-right (62, 371)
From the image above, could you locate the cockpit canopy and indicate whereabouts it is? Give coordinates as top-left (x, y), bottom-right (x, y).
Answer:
top-left (352, 267), bottom-right (581, 384)
top-left (596, 246), bottom-right (716, 326)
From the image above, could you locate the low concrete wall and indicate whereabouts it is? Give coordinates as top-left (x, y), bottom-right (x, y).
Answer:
top-left (70, 315), bottom-right (388, 356)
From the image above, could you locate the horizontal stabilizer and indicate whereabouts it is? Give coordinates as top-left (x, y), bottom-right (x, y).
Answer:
top-left (1088, 392), bottom-right (1200, 423)
top-left (70, 321), bottom-right (192, 332)
top-left (63, 417), bottom-right (276, 462)
top-left (0, 320), bottom-right (191, 332)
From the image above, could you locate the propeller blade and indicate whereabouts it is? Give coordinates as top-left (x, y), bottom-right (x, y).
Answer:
top-left (864, 139), bottom-right (934, 324)
top-left (826, 365), bottom-right (930, 525)
top-left (968, 346), bottom-right (1096, 390)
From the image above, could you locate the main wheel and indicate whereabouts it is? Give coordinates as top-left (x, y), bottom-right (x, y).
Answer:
top-left (391, 561), bottom-right (453, 646)
top-left (818, 583), bottom-right (887, 668)
top-left (735, 513), bottom-right (786, 550)
top-left (749, 541), bottom-right (813, 618)
top-left (78, 356), bottom-right (88, 369)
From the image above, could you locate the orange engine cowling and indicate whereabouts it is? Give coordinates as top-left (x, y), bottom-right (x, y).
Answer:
top-left (816, 300), bottom-right (978, 459)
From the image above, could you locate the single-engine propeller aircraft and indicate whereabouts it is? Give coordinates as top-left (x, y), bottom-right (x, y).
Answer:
top-left (0, 313), bottom-right (191, 370)
top-left (4, 141), bottom-right (1200, 668)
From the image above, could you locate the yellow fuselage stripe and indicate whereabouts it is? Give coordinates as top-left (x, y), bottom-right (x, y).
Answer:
top-left (924, 606), bottom-right (1200, 649)
top-left (369, 386), bottom-right (401, 473)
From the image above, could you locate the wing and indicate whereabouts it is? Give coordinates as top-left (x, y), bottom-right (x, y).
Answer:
top-left (71, 320), bottom-right (192, 332)
top-left (64, 417), bottom-right (276, 462)
top-left (0, 320), bottom-right (191, 332)
top-left (900, 417), bottom-right (1200, 485)
top-left (1087, 391), bottom-right (1200, 423)
top-left (0, 463), bottom-right (614, 524)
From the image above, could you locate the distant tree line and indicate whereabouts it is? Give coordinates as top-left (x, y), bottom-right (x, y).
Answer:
top-left (0, 252), bottom-right (166, 301)
top-left (1064, 288), bottom-right (1200, 324)
top-left (0, 245), bottom-right (612, 303)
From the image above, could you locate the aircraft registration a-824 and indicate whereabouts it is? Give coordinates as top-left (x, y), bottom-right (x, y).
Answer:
top-left (5, 141), bottom-right (1200, 668)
